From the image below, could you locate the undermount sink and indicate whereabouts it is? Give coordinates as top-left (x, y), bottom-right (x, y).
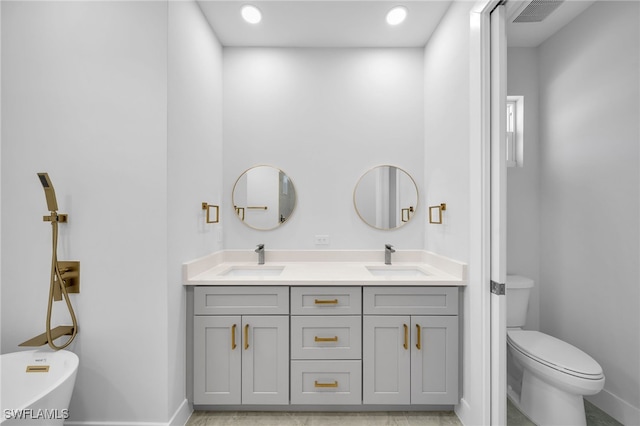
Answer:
top-left (366, 266), bottom-right (429, 277)
top-left (220, 266), bottom-right (285, 277)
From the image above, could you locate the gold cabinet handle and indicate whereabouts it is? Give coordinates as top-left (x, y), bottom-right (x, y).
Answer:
top-left (314, 380), bottom-right (339, 388)
top-left (416, 324), bottom-right (421, 350)
top-left (231, 324), bottom-right (237, 350)
top-left (244, 324), bottom-right (249, 350)
top-left (314, 298), bottom-right (338, 305)
top-left (314, 336), bottom-right (338, 342)
top-left (403, 324), bottom-right (409, 350)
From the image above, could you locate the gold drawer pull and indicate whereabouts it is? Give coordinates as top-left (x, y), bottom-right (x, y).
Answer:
top-left (231, 324), bottom-right (237, 350)
top-left (244, 324), bottom-right (249, 350)
top-left (416, 324), bottom-right (421, 350)
top-left (314, 380), bottom-right (339, 388)
top-left (314, 298), bottom-right (338, 305)
top-left (403, 324), bottom-right (409, 350)
top-left (314, 336), bottom-right (338, 342)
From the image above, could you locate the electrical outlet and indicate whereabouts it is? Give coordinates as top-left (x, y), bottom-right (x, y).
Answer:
top-left (314, 235), bottom-right (330, 245)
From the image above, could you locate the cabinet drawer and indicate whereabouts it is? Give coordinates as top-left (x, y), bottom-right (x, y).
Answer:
top-left (194, 286), bottom-right (289, 315)
top-left (291, 287), bottom-right (361, 315)
top-left (363, 287), bottom-right (458, 315)
top-left (291, 360), bottom-right (362, 405)
top-left (291, 316), bottom-right (361, 360)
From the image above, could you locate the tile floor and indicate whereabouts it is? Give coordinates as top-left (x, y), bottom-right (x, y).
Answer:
top-left (186, 411), bottom-right (462, 426)
top-left (186, 399), bottom-right (622, 426)
top-left (507, 398), bottom-right (623, 426)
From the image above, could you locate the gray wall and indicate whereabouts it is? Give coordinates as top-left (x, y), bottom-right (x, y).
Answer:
top-left (507, 47), bottom-right (540, 331)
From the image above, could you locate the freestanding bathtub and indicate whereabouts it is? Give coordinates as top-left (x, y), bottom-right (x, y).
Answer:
top-left (0, 350), bottom-right (79, 425)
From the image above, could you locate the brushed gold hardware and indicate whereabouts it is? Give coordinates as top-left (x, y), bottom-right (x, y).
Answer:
top-left (43, 213), bottom-right (68, 223)
top-left (53, 261), bottom-right (80, 301)
top-left (244, 324), bottom-right (249, 350)
top-left (403, 324), bottom-right (409, 350)
top-left (202, 202), bottom-right (219, 224)
top-left (26, 365), bottom-right (50, 373)
top-left (416, 324), bottom-right (421, 350)
top-left (314, 380), bottom-right (339, 388)
top-left (429, 203), bottom-right (447, 224)
top-left (231, 324), bottom-right (237, 350)
top-left (19, 325), bottom-right (75, 347)
top-left (235, 206), bottom-right (245, 221)
top-left (314, 299), bottom-right (338, 305)
top-left (31, 174), bottom-right (78, 350)
top-left (401, 206), bottom-right (415, 223)
top-left (247, 206), bottom-right (268, 210)
top-left (314, 336), bottom-right (338, 342)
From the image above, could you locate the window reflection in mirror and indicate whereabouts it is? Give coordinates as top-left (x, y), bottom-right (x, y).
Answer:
top-left (232, 165), bottom-right (297, 231)
top-left (353, 165), bottom-right (418, 230)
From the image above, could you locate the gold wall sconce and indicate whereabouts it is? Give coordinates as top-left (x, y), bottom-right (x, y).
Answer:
top-left (429, 203), bottom-right (447, 224)
top-left (401, 206), bottom-right (415, 223)
top-left (202, 202), bottom-right (219, 224)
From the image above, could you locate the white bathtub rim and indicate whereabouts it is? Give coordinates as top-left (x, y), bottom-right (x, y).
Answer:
top-left (0, 348), bottom-right (79, 412)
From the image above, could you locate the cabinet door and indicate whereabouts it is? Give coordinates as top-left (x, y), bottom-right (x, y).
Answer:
top-left (363, 316), bottom-right (411, 405)
top-left (242, 316), bottom-right (289, 405)
top-left (411, 315), bottom-right (459, 404)
top-left (194, 316), bottom-right (241, 405)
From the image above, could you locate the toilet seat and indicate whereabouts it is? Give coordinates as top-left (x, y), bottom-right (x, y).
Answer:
top-left (507, 330), bottom-right (604, 380)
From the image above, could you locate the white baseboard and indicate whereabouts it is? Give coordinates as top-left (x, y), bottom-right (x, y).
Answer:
top-left (169, 399), bottom-right (192, 426)
top-left (587, 389), bottom-right (640, 426)
top-left (64, 399), bottom-right (193, 426)
top-left (454, 397), bottom-right (475, 426)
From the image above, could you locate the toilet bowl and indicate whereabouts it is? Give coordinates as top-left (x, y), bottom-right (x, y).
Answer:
top-left (506, 275), bottom-right (605, 426)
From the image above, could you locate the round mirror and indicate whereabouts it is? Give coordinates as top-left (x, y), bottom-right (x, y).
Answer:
top-left (353, 165), bottom-right (418, 230)
top-left (232, 165), bottom-right (297, 230)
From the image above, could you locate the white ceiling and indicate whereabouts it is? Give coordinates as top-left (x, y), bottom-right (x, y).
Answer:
top-left (197, 0), bottom-right (597, 48)
top-left (197, 1), bottom-right (453, 48)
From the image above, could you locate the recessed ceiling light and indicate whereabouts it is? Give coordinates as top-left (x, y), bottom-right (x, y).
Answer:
top-left (386, 6), bottom-right (408, 26)
top-left (241, 5), bottom-right (262, 24)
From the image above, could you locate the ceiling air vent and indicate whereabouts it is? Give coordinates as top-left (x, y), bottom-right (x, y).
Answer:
top-left (513, 0), bottom-right (564, 23)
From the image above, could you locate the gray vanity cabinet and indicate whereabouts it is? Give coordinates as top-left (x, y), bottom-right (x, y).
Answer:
top-left (193, 287), bottom-right (289, 405)
top-left (363, 287), bottom-right (459, 405)
top-left (290, 286), bottom-right (362, 405)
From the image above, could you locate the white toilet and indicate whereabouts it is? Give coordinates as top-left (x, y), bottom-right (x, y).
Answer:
top-left (506, 275), bottom-right (605, 426)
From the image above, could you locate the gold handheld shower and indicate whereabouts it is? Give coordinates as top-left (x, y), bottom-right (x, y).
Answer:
top-left (20, 173), bottom-right (79, 350)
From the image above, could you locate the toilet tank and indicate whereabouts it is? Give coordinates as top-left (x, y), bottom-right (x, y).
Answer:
top-left (506, 275), bottom-right (534, 328)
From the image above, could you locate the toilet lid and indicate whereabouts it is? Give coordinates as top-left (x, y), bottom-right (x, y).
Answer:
top-left (508, 330), bottom-right (604, 379)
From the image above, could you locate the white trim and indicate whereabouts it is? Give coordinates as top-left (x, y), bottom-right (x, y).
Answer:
top-left (587, 390), bottom-right (640, 426)
top-left (64, 399), bottom-right (192, 426)
top-left (456, 1), bottom-right (498, 425)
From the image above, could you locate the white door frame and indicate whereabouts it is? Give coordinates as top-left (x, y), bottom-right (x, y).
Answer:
top-left (469, 0), bottom-right (506, 424)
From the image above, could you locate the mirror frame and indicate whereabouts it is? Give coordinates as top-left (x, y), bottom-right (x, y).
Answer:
top-left (231, 165), bottom-right (297, 231)
top-left (353, 165), bottom-right (419, 230)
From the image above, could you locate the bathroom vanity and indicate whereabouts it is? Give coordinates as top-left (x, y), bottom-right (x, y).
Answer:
top-left (184, 250), bottom-right (466, 410)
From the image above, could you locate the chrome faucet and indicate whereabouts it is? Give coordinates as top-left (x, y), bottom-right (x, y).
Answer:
top-left (385, 244), bottom-right (396, 265)
top-left (255, 244), bottom-right (265, 265)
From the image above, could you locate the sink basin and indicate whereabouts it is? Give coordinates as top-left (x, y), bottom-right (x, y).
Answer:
top-left (366, 266), bottom-right (429, 277)
top-left (220, 266), bottom-right (285, 277)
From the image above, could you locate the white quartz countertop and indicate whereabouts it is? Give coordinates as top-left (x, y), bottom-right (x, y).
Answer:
top-left (183, 250), bottom-right (466, 287)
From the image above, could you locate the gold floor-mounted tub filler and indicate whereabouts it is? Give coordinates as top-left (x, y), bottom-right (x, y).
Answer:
top-left (20, 173), bottom-right (80, 350)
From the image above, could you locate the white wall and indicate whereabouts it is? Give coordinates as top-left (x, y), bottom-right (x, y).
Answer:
top-left (1, 1), bottom-right (223, 424)
top-left (423, 1), bottom-right (483, 424)
top-left (506, 47), bottom-right (540, 331)
top-left (167, 0), bottom-right (223, 422)
top-left (222, 48), bottom-right (425, 250)
top-left (1, 1), bottom-right (168, 422)
top-left (538, 1), bottom-right (639, 423)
